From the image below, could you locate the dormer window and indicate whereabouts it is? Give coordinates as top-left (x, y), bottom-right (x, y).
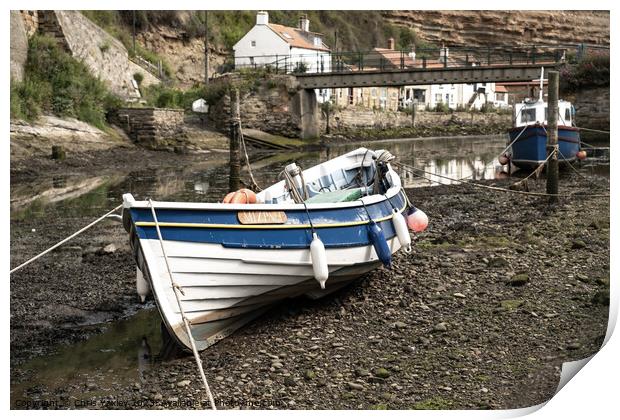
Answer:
top-left (314, 37), bottom-right (321, 46)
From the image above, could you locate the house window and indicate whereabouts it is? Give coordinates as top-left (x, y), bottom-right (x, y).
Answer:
top-left (435, 94), bottom-right (442, 103)
top-left (564, 108), bottom-right (571, 121)
top-left (372, 89), bottom-right (377, 98)
top-left (251, 40), bottom-right (256, 47)
top-left (314, 37), bottom-right (321, 46)
top-left (249, 57), bottom-right (255, 65)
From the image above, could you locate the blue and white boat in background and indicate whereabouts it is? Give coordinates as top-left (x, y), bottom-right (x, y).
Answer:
top-left (122, 148), bottom-right (424, 351)
top-left (508, 99), bottom-right (581, 170)
top-left (506, 70), bottom-right (582, 170)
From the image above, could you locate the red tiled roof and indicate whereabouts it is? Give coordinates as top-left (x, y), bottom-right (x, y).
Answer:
top-left (495, 85), bottom-right (508, 93)
top-left (370, 48), bottom-right (416, 68)
top-left (268, 23), bottom-right (330, 52)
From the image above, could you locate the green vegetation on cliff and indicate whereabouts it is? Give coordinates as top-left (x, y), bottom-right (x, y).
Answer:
top-left (10, 35), bottom-right (120, 128)
top-left (560, 49), bottom-right (610, 92)
top-left (81, 10), bottom-right (424, 53)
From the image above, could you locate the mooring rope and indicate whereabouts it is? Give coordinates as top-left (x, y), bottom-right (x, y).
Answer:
top-left (580, 140), bottom-right (610, 150)
top-left (575, 126), bottom-right (610, 134)
top-left (556, 148), bottom-right (610, 190)
top-left (10, 204), bottom-right (123, 274)
top-left (392, 161), bottom-right (609, 198)
top-left (499, 124), bottom-right (529, 157)
top-left (234, 116), bottom-right (262, 192)
top-left (148, 199), bottom-right (217, 410)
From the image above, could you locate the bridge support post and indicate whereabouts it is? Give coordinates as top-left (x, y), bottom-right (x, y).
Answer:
top-left (292, 88), bottom-right (319, 140)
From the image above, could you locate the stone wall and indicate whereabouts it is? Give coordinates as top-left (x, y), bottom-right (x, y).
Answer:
top-left (128, 61), bottom-right (161, 89)
top-left (208, 73), bottom-right (304, 138)
top-left (109, 108), bottom-right (186, 149)
top-left (20, 10), bottom-right (39, 37)
top-left (563, 86), bottom-right (609, 131)
top-left (323, 107), bottom-right (511, 131)
top-left (10, 11), bottom-right (28, 82)
top-left (49, 11), bottom-right (141, 100)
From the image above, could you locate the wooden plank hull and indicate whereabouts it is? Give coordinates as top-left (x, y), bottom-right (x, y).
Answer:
top-left (136, 237), bottom-right (396, 350)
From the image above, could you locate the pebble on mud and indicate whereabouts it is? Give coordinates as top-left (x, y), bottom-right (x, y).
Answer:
top-left (571, 240), bottom-right (587, 250)
top-left (374, 368), bottom-right (391, 379)
top-left (347, 382), bottom-right (364, 391)
top-left (433, 322), bottom-right (448, 332)
top-left (507, 273), bottom-right (529, 287)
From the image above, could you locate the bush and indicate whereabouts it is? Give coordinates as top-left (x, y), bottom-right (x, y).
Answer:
top-left (560, 50), bottom-right (610, 92)
top-left (141, 83), bottom-right (228, 110)
top-left (133, 72), bottom-right (144, 86)
top-left (433, 103), bottom-right (450, 113)
top-left (10, 35), bottom-right (121, 128)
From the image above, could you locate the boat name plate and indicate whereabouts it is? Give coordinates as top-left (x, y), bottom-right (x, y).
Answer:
top-left (238, 211), bottom-right (288, 225)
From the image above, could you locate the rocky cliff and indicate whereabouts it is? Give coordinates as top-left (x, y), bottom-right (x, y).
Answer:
top-left (383, 10), bottom-right (609, 48)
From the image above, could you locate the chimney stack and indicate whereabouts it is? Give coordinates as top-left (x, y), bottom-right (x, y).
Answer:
top-left (256, 11), bottom-right (269, 25)
top-left (388, 37), bottom-right (395, 50)
top-left (299, 14), bottom-right (310, 32)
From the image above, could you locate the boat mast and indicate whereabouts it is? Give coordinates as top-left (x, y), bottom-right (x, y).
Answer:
top-left (539, 67), bottom-right (544, 102)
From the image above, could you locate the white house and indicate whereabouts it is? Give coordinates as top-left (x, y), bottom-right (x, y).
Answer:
top-left (401, 82), bottom-right (497, 110)
top-left (233, 12), bottom-right (331, 75)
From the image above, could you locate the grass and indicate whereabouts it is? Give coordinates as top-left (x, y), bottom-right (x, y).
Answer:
top-left (10, 35), bottom-right (121, 129)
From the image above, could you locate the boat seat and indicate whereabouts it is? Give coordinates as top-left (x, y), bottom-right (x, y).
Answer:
top-left (304, 188), bottom-right (363, 204)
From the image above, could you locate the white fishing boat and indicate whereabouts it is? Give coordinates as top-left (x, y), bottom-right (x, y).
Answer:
top-left (121, 148), bottom-right (428, 351)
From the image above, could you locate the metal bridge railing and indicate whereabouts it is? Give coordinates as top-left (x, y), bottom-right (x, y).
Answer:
top-left (231, 43), bottom-right (609, 75)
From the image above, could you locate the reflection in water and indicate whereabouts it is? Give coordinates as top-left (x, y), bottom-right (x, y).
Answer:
top-left (10, 307), bottom-right (164, 407)
top-left (137, 336), bottom-right (152, 383)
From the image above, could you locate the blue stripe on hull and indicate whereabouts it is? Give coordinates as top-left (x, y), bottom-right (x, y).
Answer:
top-left (135, 218), bottom-right (397, 249)
top-left (130, 191), bottom-right (406, 249)
top-left (509, 126), bottom-right (581, 169)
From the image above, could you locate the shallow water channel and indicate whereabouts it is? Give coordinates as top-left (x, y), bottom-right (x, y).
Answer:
top-left (10, 134), bottom-right (608, 407)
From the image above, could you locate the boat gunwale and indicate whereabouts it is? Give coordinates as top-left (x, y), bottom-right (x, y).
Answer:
top-left (123, 183), bottom-right (403, 212)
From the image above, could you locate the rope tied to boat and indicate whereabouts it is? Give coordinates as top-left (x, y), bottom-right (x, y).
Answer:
top-left (232, 115), bottom-right (262, 192)
top-left (148, 199), bottom-right (217, 410)
top-left (499, 124), bottom-right (529, 157)
top-left (10, 204), bottom-right (123, 274)
top-left (392, 161), bottom-right (609, 198)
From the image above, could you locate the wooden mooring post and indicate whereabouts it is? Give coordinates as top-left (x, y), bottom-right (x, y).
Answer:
top-left (229, 89), bottom-right (241, 192)
top-left (546, 71), bottom-right (559, 201)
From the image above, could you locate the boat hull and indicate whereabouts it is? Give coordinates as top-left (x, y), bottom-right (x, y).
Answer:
top-left (509, 125), bottom-right (581, 170)
top-left (124, 188), bottom-right (408, 351)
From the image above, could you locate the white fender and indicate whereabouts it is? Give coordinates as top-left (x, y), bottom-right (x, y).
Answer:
top-left (310, 233), bottom-right (329, 289)
top-left (392, 210), bottom-right (412, 252)
top-left (136, 266), bottom-right (150, 303)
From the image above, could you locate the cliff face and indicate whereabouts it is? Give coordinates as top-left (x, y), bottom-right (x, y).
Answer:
top-left (383, 10), bottom-right (609, 48)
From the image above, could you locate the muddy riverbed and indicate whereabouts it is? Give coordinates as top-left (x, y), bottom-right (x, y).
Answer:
top-left (10, 137), bottom-right (610, 409)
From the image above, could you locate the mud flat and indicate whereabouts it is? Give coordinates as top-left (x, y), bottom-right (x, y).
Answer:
top-left (10, 165), bottom-right (609, 409)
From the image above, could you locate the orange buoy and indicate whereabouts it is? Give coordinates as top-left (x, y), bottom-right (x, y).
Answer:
top-left (576, 150), bottom-right (587, 160)
top-left (222, 192), bottom-right (235, 203)
top-left (222, 189), bottom-right (258, 204)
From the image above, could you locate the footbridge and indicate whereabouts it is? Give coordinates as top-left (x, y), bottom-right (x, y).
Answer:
top-left (232, 44), bottom-right (608, 138)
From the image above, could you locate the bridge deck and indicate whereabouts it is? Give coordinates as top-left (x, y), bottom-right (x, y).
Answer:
top-left (295, 64), bottom-right (559, 89)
